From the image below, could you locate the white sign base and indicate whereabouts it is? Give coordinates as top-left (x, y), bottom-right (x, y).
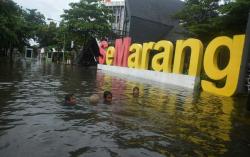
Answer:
top-left (98, 64), bottom-right (200, 89)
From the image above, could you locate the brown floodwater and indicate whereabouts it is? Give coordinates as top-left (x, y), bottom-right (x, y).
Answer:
top-left (0, 57), bottom-right (250, 157)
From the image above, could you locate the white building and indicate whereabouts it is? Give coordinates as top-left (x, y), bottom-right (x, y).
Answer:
top-left (103, 0), bottom-right (125, 36)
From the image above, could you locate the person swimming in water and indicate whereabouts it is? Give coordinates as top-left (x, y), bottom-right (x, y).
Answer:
top-left (132, 86), bottom-right (139, 97)
top-left (65, 94), bottom-right (76, 105)
top-left (89, 94), bottom-right (100, 105)
top-left (103, 91), bottom-right (112, 104)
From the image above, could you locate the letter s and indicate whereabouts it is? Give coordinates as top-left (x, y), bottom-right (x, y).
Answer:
top-left (99, 41), bottom-right (108, 64)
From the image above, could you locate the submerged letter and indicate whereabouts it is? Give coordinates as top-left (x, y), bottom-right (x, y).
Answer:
top-left (141, 42), bottom-right (155, 70)
top-left (201, 35), bottom-right (245, 96)
top-left (152, 40), bottom-right (174, 72)
top-left (114, 37), bottom-right (132, 67)
top-left (106, 46), bottom-right (115, 65)
top-left (173, 39), bottom-right (203, 76)
top-left (99, 41), bottom-right (108, 64)
top-left (128, 44), bottom-right (142, 69)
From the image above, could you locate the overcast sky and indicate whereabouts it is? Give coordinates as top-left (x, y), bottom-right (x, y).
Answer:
top-left (13, 0), bottom-right (122, 22)
top-left (13, 0), bottom-right (83, 21)
top-left (13, 0), bottom-right (80, 22)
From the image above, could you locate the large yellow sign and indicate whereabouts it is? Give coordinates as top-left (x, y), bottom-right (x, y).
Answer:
top-left (99, 35), bottom-right (246, 97)
top-left (202, 35), bottom-right (245, 96)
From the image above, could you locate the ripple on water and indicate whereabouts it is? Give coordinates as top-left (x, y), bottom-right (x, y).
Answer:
top-left (0, 59), bottom-right (250, 157)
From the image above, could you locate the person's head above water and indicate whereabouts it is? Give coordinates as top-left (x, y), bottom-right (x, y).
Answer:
top-left (89, 94), bottom-right (100, 105)
top-left (103, 91), bottom-right (112, 104)
top-left (133, 86), bottom-right (139, 97)
top-left (65, 94), bottom-right (76, 105)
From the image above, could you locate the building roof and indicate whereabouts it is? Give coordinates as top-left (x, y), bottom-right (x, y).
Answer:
top-left (126, 0), bottom-right (184, 26)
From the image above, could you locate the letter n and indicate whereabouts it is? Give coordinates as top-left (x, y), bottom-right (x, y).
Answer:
top-left (114, 37), bottom-right (132, 67)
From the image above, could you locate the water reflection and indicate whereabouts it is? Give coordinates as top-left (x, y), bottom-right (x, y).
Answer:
top-left (0, 58), bottom-right (250, 157)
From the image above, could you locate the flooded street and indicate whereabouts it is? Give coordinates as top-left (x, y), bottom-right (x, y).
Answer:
top-left (0, 58), bottom-right (250, 157)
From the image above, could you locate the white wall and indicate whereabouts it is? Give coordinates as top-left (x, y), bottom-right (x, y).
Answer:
top-left (98, 64), bottom-right (200, 89)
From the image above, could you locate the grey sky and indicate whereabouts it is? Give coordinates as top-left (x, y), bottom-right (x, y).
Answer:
top-left (13, 0), bottom-right (122, 22)
top-left (14, 0), bottom-right (80, 21)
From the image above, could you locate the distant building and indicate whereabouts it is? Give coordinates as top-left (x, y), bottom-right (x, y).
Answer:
top-left (103, 0), bottom-right (184, 43)
top-left (103, 0), bottom-right (125, 37)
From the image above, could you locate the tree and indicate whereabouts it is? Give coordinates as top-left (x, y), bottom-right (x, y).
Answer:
top-left (175, 0), bottom-right (221, 43)
top-left (23, 9), bottom-right (46, 42)
top-left (38, 22), bottom-right (58, 48)
top-left (61, 0), bottom-right (113, 49)
top-left (175, 0), bottom-right (250, 44)
top-left (216, 0), bottom-right (250, 36)
top-left (0, 0), bottom-right (25, 52)
top-left (0, 0), bottom-right (46, 57)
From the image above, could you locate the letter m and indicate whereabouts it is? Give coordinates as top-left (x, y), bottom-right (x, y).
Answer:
top-left (114, 37), bottom-right (132, 67)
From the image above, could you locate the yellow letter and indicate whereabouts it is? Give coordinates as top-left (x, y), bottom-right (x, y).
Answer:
top-left (152, 40), bottom-right (174, 72)
top-left (128, 44), bottom-right (142, 69)
top-left (201, 35), bottom-right (245, 96)
top-left (141, 42), bottom-right (155, 70)
top-left (173, 39), bottom-right (204, 76)
top-left (106, 46), bottom-right (115, 65)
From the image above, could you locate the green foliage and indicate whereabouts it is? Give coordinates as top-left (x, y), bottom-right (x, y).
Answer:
top-left (216, 0), bottom-right (250, 36)
top-left (0, 0), bottom-right (46, 52)
top-left (0, 0), bottom-right (113, 54)
top-left (175, 0), bottom-right (220, 43)
top-left (38, 22), bottom-right (59, 48)
top-left (23, 9), bottom-right (46, 40)
top-left (61, 0), bottom-right (113, 47)
top-left (175, 0), bottom-right (250, 43)
top-left (0, 0), bottom-right (25, 47)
